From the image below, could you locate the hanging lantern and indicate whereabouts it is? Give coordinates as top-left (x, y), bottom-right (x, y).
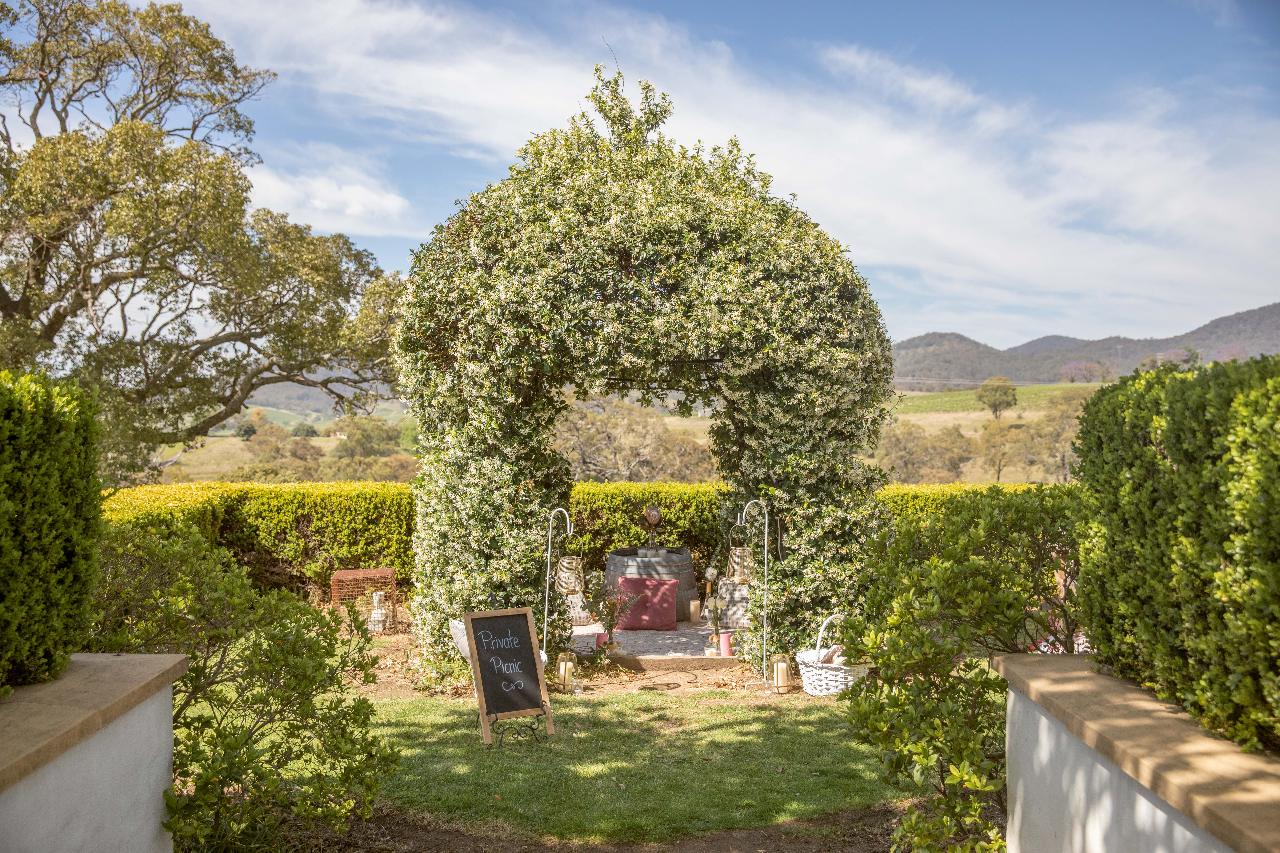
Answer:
top-left (555, 555), bottom-right (584, 595)
top-left (771, 653), bottom-right (794, 694)
top-left (728, 545), bottom-right (755, 584)
top-left (556, 652), bottom-right (577, 694)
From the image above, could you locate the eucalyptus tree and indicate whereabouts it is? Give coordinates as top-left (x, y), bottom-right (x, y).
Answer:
top-left (0, 0), bottom-right (396, 480)
top-left (976, 375), bottom-right (1018, 420)
top-left (398, 69), bottom-right (894, 669)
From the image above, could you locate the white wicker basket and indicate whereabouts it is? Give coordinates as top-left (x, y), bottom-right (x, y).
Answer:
top-left (795, 613), bottom-right (869, 697)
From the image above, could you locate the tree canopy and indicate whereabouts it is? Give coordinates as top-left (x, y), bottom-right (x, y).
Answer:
top-left (0, 0), bottom-right (396, 481)
top-left (397, 68), bottom-right (894, 667)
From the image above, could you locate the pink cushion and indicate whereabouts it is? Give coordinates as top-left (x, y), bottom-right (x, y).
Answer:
top-left (616, 577), bottom-right (678, 631)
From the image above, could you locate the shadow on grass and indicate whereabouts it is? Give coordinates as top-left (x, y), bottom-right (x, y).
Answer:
top-left (373, 693), bottom-right (893, 843)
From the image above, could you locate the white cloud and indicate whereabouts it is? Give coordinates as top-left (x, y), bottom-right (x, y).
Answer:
top-left (821, 45), bottom-right (980, 112)
top-left (185, 0), bottom-right (1280, 346)
top-left (1185, 0), bottom-right (1241, 29)
top-left (247, 144), bottom-right (424, 238)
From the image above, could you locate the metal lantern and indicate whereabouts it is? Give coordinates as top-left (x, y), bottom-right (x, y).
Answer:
top-left (555, 555), bottom-right (584, 595)
top-left (728, 545), bottom-right (755, 584)
top-left (771, 653), bottom-right (794, 694)
top-left (556, 652), bottom-right (577, 694)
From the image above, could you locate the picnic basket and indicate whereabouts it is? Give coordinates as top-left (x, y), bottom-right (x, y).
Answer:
top-left (795, 613), bottom-right (869, 696)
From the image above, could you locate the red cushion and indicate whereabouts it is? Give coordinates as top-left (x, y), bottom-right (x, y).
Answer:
top-left (616, 577), bottom-right (678, 631)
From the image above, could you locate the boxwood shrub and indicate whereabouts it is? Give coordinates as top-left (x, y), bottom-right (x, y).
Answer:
top-left (0, 372), bottom-right (100, 693)
top-left (1076, 356), bottom-right (1280, 751)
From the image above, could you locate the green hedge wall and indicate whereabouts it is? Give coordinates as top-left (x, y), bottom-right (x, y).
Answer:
top-left (105, 482), bottom-right (414, 591)
top-left (568, 482), bottom-right (730, 574)
top-left (1, 372), bottom-right (100, 693)
top-left (750, 482), bottom-right (1065, 663)
top-left (104, 481), bottom-right (1068, 658)
top-left (104, 481), bottom-right (729, 589)
top-left (1076, 356), bottom-right (1280, 751)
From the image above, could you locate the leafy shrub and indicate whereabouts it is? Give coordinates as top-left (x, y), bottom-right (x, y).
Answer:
top-left (88, 521), bottom-right (397, 850)
top-left (844, 485), bottom-right (1081, 851)
top-left (1076, 356), bottom-right (1280, 751)
top-left (0, 372), bottom-right (100, 694)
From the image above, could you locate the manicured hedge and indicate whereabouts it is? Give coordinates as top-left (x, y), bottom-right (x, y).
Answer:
top-left (568, 481), bottom-right (730, 573)
top-left (105, 482), bottom-right (414, 591)
top-left (104, 481), bottom-right (727, 589)
top-left (753, 482), bottom-right (1069, 663)
top-left (0, 373), bottom-right (100, 693)
top-left (1076, 356), bottom-right (1280, 751)
top-left (876, 481), bottom-right (1037, 519)
top-left (103, 482), bottom-right (237, 539)
top-left (105, 480), bottom-right (1070, 646)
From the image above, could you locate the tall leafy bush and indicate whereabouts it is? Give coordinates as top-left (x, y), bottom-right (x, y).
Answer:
top-left (0, 372), bottom-right (99, 693)
top-left (845, 485), bottom-right (1082, 851)
top-left (1076, 356), bottom-right (1280, 751)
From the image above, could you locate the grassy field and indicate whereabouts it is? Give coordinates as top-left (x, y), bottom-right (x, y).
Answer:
top-left (371, 692), bottom-right (894, 843)
top-left (158, 384), bottom-right (1099, 484)
top-left (893, 382), bottom-right (1100, 414)
top-left (157, 435), bottom-right (343, 482)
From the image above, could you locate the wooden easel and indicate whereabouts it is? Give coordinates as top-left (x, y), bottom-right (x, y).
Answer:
top-left (463, 607), bottom-right (555, 745)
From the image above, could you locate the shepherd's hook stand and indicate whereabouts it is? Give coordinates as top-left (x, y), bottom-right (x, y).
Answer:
top-left (542, 508), bottom-right (573, 665)
top-left (738, 499), bottom-right (771, 679)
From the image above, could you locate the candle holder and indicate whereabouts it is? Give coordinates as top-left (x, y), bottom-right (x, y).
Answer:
top-left (556, 651), bottom-right (577, 694)
top-left (770, 653), bottom-right (794, 694)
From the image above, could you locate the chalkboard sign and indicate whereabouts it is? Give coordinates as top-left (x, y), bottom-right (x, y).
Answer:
top-left (463, 608), bottom-right (554, 744)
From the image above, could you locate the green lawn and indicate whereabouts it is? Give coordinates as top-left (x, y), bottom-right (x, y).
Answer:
top-left (894, 382), bottom-right (1101, 414)
top-left (372, 691), bottom-right (895, 843)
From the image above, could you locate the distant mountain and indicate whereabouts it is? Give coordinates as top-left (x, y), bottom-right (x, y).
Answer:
top-left (894, 302), bottom-right (1280, 388)
top-left (246, 303), bottom-right (1279, 416)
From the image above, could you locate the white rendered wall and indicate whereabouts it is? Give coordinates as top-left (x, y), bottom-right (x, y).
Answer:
top-left (1006, 688), bottom-right (1230, 853)
top-left (0, 686), bottom-right (173, 853)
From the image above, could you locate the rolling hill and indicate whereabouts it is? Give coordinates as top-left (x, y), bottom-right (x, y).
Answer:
top-left (894, 302), bottom-right (1280, 388)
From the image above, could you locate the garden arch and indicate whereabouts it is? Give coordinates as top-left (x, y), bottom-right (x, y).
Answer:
top-left (396, 71), bottom-right (894, 670)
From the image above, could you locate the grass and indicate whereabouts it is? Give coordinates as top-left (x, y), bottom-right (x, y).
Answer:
top-left (371, 692), bottom-right (895, 843)
top-left (893, 382), bottom-right (1100, 414)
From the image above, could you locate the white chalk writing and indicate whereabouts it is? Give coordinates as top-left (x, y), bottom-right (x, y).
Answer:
top-left (477, 629), bottom-right (520, 651)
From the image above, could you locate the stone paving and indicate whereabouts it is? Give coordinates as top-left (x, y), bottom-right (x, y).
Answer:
top-left (572, 621), bottom-right (717, 656)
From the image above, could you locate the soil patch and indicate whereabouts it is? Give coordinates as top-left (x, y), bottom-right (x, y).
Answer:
top-left (363, 634), bottom-right (780, 701)
top-left (306, 800), bottom-right (907, 852)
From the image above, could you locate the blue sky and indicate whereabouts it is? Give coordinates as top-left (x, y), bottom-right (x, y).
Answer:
top-left (186, 0), bottom-right (1280, 347)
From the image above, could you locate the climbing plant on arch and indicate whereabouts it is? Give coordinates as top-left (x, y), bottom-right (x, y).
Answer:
top-left (396, 70), bottom-right (894, 671)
